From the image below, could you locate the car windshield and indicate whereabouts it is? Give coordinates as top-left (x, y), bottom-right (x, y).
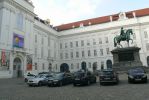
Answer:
top-left (74, 72), bottom-right (85, 77)
top-left (130, 69), bottom-right (144, 74)
top-left (101, 71), bottom-right (114, 75)
top-left (53, 73), bottom-right (63, 78)
top-left (36, 74), bottom-right (46, 78)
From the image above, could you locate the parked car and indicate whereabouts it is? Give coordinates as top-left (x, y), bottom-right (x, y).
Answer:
top-left (47, 72), bottom-right (73, 87)
top-left (128, 67), bottom-right (147, 83)
top-left (99, 69), bottom-right (119, 85)
top-left (27, 74), bottom-right (52, 87)
top-left (24, 73), bottom-right (36, 82)
top-left (73, 70), bottom-right (96, 86)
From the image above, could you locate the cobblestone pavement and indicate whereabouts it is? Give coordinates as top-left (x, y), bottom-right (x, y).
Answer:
top-left (0, 74), bottom-right (149, 100)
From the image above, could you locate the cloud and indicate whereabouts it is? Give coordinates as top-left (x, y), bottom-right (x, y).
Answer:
top-left (32, 0), bottom-right (102, 26)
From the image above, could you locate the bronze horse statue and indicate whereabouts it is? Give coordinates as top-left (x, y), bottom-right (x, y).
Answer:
top-left (114, 29), bottom-right (133, 47)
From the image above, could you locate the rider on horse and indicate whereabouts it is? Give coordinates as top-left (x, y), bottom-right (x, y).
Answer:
top-left (120, 27), bottom-right (125, 40)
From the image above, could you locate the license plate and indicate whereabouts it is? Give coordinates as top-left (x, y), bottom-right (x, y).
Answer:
top-left (75, 79), bottom-right (80, 80)
top-left (135, 79), bottom-right (141, 81)
top-left (105, 78), bottom-right (110, 80)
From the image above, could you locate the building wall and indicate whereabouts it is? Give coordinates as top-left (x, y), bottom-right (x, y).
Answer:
top-left (57, 16), bottom-right (149, 72)
top-left (0, 0), bottom-right (149, 78)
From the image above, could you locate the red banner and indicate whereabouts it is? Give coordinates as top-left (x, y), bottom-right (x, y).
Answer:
top-left (27, 64), bottom-right (32, 71)
top-left (1, 50), bottom-right (6, 65)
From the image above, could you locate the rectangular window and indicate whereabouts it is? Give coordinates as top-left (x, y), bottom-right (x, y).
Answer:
top-left (17, 13), bottom-right (23, 30)
top-left (101, 61), bottom-right (104, 69)
top-left (76, 52), bottom-right (79, 58)
top-left (133, 33), bottom-right (136, 40)
top-left (42, 63), bottom-right (45, 70)
top-left (41, 47), bottom-right (44, 58)
top-left (100, 49), bottom-right (103, 56)
top-left (144, 31), bottom-right (148, 38)
top-left (71, 52), bottom-right (73, 59)
top-left (76, 41), bottom-right (78, 47)
top-left (35, 47), bottom-right (37, 57)
top-left (94, 50), bottom-right (97, 56)
top-left (105, 37), bottom-right (109, 43)
top-left (82, 51), bottom-right (85, 57)
top-left (71, 64), bottom-right (74, 69)
top-left (93, 39), bottom-right (96, 45)
top-left (81, 40), bottom-right (84, 46)
top-left (65, 43), bottom-right (67, 48)
top-left (106, 48), bottom-right (110, 55)
top-left (99, 38), bottom-right (102, 44)
top-left (146, 43), bottom-right (149, 51)
top-left (87, 40), bottom-right (90, 46)
top-left (42, 37), bottom-right (44, 45)
top-left (35, 34), bottom-right (37, 43)
top-left (70, 42), bottom-right (73, 48)
top-left (35, 63), bottom-right (37, 70)
top-left (60, 53), bottom-right (63, 59)
top-left (48, 49), bottom-right (51, 58)
top-left (88, 50), bottom-right (91, 57)
top-left (60, 43), bottom-right (62, 49)
top-left (88, 62), bottom-right (91, 68)
top-left (65, 53), bottom-right (68, 59)
top-left (77, 63), bottom-right (80, 69)
top-left (48, 37), bottom-right (50, 46)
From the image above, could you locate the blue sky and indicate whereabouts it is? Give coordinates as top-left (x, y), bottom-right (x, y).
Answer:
top-left (31, 0), bottom-right (149, 26)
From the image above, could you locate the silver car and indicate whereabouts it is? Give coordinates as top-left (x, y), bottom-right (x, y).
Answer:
top-left (27, 74), bottom-right (51, 86)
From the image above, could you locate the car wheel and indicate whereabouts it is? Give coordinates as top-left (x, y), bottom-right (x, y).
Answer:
top-left (28, 84), bottom-right (32, 87)
top-left (87, 80), bottom-right (90, 85)
top-left (73, 83), bottom-right (76, 86)
top-left (38, 81), bottom-right (42, 86)
top-left (144, 79), bottom-right (148, 83)
top-left (94, 78), bottom-right (96, 83)
top-left (128, 79), bottom-right (132, 83)
top-left (25, 78), bottom-right (28, 82)
top-left (100, 82), bottom-right (103, 85)
top-left (59, 81), bottom-right (62, 87)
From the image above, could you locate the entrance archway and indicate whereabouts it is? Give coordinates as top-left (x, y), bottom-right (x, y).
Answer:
top-left (106, 59), bottom-right (112, 69)
top-left (81, 61), bottom-right (86, 70)
top-left (60, 63), bottom-right (69, 72)
top-left (13, 57), bottom-right (22, 78)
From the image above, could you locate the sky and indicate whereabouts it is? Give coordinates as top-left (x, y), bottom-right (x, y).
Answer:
top-left (31, 0), bottom-right (149, 26)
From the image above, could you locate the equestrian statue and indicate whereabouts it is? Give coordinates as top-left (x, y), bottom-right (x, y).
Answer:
top-left (114, 27), bottom-right (133, 47)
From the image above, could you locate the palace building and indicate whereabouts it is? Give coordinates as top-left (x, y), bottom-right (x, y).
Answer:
top-left (0, 0), bottom-right (149, 78)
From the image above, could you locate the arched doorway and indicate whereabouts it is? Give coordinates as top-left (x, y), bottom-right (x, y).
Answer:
top-left (93, 62), bottom-right (97, 71)
top-left (81, 61), bottom-right (86, 70)
top-left (147, 56), bottom-right (149, 66)
top-left (106, 59), bottom-right (112, 69)
top-left (13, 57), bottom-right (22, 78)
top-left (60, 63), bottom-right (69, 72)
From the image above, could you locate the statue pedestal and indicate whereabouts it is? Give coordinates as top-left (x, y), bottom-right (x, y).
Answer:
top-left (111, 47), bottom-right (142, 73)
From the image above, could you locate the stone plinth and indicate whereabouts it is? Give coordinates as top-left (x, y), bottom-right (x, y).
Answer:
top-left (111, 47), bottom-right (142, 72)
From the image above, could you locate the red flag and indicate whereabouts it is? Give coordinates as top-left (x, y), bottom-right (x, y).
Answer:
top-left (1, 50), bottom-right (6, 65)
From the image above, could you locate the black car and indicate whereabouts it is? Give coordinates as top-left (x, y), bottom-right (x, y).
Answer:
top-left (47, 73), bottom-right (73, 87)
top-left (128, 68), bottom-right (147, 83)
top-left (99, 69), bottom-right (119, 85)
top-left (73, 70), bottom-right (96, 86)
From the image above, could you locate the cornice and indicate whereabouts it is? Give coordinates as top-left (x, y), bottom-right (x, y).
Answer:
top-left (34, 24), bottom-right (58, 38)
top-left (4, 0), bottom-right (36, 17)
